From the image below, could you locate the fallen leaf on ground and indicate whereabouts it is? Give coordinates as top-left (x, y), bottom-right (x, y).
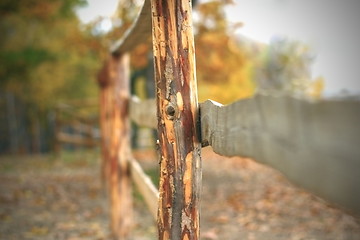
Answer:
top-left (202, 228), bottom-right (218, 239)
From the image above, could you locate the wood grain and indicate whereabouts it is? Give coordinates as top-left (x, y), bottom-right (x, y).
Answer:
top-left (150, 0), bottom-right (202, 239)
top-left (200, 94), bottom-right (360, 215)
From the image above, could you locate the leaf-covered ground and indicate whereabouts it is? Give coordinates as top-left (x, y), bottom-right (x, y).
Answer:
top-left (0, 148), bottom-right (359, 240)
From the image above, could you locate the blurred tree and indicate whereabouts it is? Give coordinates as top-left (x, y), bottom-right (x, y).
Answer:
top-left (0, 0), bottom-right (100, 153)
top-left (194, 1), bottom-right (255, 104)
top-left (101, 0), bottom-right (255, 105)
top-left (0, 0), bottom-right (100, 110)
top-left (255, 37), bottom-right (324, 98)
top-left (307, 76), bottom-right (324, 99)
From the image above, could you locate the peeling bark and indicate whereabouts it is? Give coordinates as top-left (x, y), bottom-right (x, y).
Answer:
top-left (150, 1), bottom-right (202, 239)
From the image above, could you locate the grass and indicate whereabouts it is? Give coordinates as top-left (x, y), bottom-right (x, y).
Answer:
top-left (145, 167), bottom-right (160, 188)
top-left (0, 148), bottom-right (101, 175)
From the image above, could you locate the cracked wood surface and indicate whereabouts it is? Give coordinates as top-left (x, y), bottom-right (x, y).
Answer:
top-left (150, 0), bottom-right (202, 239)
top-left (200, 94), bottom-right (360, 215)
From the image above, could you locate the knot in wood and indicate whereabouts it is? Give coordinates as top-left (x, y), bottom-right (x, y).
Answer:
top-left (165, 104), bottom-right (176, 120)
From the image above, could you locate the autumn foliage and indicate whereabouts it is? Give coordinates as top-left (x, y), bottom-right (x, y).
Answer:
top-left (0, 0), bottom-right (100, 153)
top-left (0, 0), bottom-right (324, 153)
top-left (194, 1), bottom-right (256, 104)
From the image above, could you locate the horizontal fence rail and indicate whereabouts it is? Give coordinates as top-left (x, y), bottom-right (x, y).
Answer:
top-left (128, 158), bottom-right (159, 220)
top-left (129, 97), bottom-right (157, 128)
top-left (54, 100), bottom-right (99, 151)
top-left (200, 94), bottom-right (360, 215)
top-left (56, 132), bottom-right (99, 147)
top-left (129, 94), bottom-right (360, 215)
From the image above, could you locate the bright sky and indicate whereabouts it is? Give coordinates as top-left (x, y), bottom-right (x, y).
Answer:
top-left (76, 0), bottom-right (118, 23)
top-left (76, 0), bottom-right (360, 96)
top-left (226, 0), bottom-right (360, 96)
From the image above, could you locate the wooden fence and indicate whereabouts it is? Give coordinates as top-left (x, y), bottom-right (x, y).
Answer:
top-left (54, 99), bottom-right (100, 152)
top-left (97, 0), bottom-right (360, 239)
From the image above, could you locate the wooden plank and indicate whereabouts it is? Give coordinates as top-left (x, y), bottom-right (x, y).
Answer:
top-left (110, 0), bottom-right (151, 54)
top-left (56, 132), bottom-right (99, 147)
top-left (56, 108), bottom-right (99, 125)
top-left (150, 0), bottom-right (202, 239)
top-left (56, 99), bottom-right (98, 109)
top-left (200, 94), bottom-right (360, 215)
top-left (58, 120), bottom-right (98, 137)
top-left (128, 158), bottom-right (159, 220)
top-left (129, 97), bottom-right (157, 128)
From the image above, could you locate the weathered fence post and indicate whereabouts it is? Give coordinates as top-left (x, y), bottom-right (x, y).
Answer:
top-left (150, 1), bottom-right (202, 239)
top-left (54, 108), bottom-right (61, 155)
top-left (98, 58), bottom-right (111, 189)
top-left (98, 53), bottom-right (133, 239)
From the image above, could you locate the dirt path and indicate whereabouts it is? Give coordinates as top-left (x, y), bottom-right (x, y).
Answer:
top-left (0, 152), bottom-right (111, 240)
top-left (0, 149), bottom-right (359, 240)
top-left (200, 148), bottom-right (360, 240)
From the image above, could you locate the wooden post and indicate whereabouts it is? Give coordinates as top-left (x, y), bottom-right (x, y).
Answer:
top-left (150, 1), bottom-right (202, 239)
top-left (98, 54), bottom-right (133, 239)
top-left (98, 59), bottom-right (111, 189)
top-left (54, 108), bottom-right (61, 154)
top-left (110, 53), bottom-right (133, 239)
top-left (6, 92), bottom-right (19, 154)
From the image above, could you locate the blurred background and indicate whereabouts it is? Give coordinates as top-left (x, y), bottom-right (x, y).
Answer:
top-left (2, 0), bottom-right (360, 155)
top-left (1, 1), bottom-right (360, 239)
top-left (1, 0), bottom-right (360, 154)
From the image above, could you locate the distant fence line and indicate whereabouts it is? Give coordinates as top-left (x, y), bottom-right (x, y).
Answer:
top-left (54, 100), bottom-right (100, 152)
top-left (0, 91), bottom-right (55, 154)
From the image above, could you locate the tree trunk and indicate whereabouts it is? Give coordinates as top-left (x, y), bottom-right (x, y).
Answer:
top-left (150, 1), bottom-right (202, 240)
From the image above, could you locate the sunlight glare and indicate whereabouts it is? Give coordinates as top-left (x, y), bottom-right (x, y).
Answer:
top-left (99, 18), bottom-right (113, 33)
